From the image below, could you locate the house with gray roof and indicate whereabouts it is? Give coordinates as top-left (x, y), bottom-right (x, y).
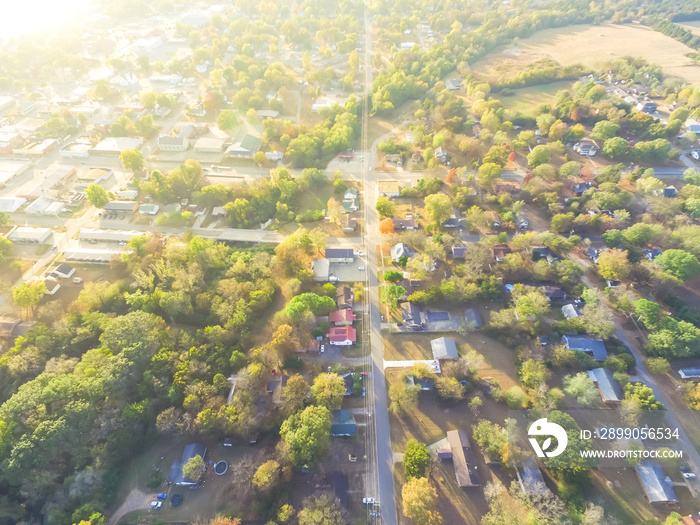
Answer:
top-left (587, 368), bottom-right (623, 403)
top-left (391, 242), bottom-right (410, 262)
top-left (430, 430), bottom-right (480, 487)
top-left (168, 443), bottom-right (207, 486)
top-left (464, 308), bottom-right (483, 328)
top-left (519, 456), bottom-right (548, 494)
top-left (225, 134), bottom-right (262, 158)
top-left (400, 301), bottom-right (422, 328)
top-left (431, 337), bottom-right (459, 360)
top-left (562, 334), bottom-right (608, 361)
top-left (636, 459), bottom-right (678, 505)
top-left (562, 304), bottom-right (582, 319)
top-left (678, 368), bottom-right (700, 379)
top-left (331, 409), bottom-right (357, 436)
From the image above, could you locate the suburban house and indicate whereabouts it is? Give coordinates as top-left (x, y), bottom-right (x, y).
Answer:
top-left (451, 245), bottom-right (466, 258)
top-left (587, 248), bottom-right (601, 263)
top-left (335, 285), bottom-right (354, 309)
top-left (573, 139), bottom-right (599, 157)
top-left (341, 372), bottom-right (354, 395)
top-left (430, 430), bottom-right (480, 488)
top-left (541, 285), bottom-right (568, 302)
top-left (636, 101), bottom-right (658, 114)
top-left (325, 248), bottom-right (354, 264)
top-left (431, 337), bottom-right (459, 360)
top-left (51, 263), bottom-right (75, 279)
top-left (168, 443), bottom-right (207, 486)
top-left (635, 460), bottom-right (678, 506)
top-left (562, 304), bottom-right (582, 319)
top-left (562, 334), bottom-right (608, 361)
top-left (516, 215), bottom-right (529, 230)
top-left (464, 308), bottom-right (483, 328)
top-left (342, 215), bottom-right (357, 232)
top-left (644, 248), bottom-right (662, 261)
top-left (519, 456), bottom-right (548, 494)
top-left (327, 326), bottom-right (356, 346)
top-left (492, 244), bottom-right (511, 262)
top-left (434, 146), bottom-right (448, 163)
top-left (138, 204), bottom-right (160, 215)
top-left (158, 125), bottom-right (194, 152)
top-left (393, 218), bottom-right (418, 230)
top-left (378, 180), bottom-right (401, 197)
top-left (678, 368), bottom-right (700, 379)
top-left (225, 134), bottom-right (262, 158)
top-left (664, 186), bottom-right (678, 198)
top-left (686, 118), bottom-right (700, 134)
top-left (445, 78), bottom-right (463, 91)
top-left (194, 137), bottom-right (226, 152)
top-left (43, 279), bottom-right (61, 296)
top-left (391, 242), bottom-right (410, 262)
top-left (485, 210), bottom-right (501, 228)
top-left (587, 368), bottom-right (623, 403)
top-left (406, 374), bottom-right (434, 391)
top-left (400, 302), bottom-right (422, 328)
top-left (329, 309), bottom-right (356, 325)
top-left (330, 409), bottom-right (357, 436)
top-left (574, 181), bottom-right (596, 195)
top-left (266, 374), bottom-right (289, 405)
top-left (680, 515), bottom-right (700, 525)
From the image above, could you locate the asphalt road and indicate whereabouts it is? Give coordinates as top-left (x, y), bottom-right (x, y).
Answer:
top-left (361, 1), bottom-right (399, 522)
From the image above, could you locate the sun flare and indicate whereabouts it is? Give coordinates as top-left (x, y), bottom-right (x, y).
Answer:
top-left (1, 0), bottom-right (89, 41)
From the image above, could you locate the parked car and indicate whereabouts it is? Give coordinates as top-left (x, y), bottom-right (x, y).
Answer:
top-left (363, 497), bottom-right (375, 504)
top-left (321, 344), bottom-right (326, 353)
top-left (150, 501), bottom-right (162, 509)
top-left (362, 386), bottom-right (366, 397)
top-left (358, 266), bottom-right (366, 271)
top-left (683, 472), bottom-right (697, 479)
top-left (157, 493), bottom-right (167, 500)
top-left (692, 150), bottom-right (700, 160)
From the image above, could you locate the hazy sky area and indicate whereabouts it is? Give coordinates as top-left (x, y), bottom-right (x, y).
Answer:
top-left (0, 0), bottom-right (89, 41)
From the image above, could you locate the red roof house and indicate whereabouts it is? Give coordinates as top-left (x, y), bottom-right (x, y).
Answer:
top-left (327, 326), bottom-right (357, 346)
top-left (329, 309), bottom-right (356, 325)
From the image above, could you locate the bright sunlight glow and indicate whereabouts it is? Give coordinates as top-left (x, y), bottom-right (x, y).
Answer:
top-left (0, 0), bottom-right (89, 41)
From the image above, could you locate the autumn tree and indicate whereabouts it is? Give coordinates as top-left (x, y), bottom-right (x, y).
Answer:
top-left (182, 454), bottom-right (206, 482)
top-left (389, 381), bottom-right (419, 413)
top-left (297, 494), bottom-right (346, 525)
top-left (282, 375), bottom-right (311, 416)
top-left (598, 248), bottom-right (631, 281)
top-left (424, 193), bottom-right (452, 225)
top-left (379, 218), bottom-right (395, 234)
top-left (376, 197), bottom-right (396, 216)
top-left (252, 460), bottom-right (281, 492)
top-left (12, 281), bottom-right (47, 319)
top-left (402, 477), bottom-right (443, 525)
top-left (311, 373), bottom-right (347, 410)
top-left (217, 109), bottom-right (240, 130)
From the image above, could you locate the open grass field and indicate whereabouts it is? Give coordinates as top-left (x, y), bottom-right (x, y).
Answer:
top-left (470, 23), bottom-right (700, 83)
top-left (499, 81), bottom-right (573, 115)
top-left (384, 330), bottom-right (519, 390)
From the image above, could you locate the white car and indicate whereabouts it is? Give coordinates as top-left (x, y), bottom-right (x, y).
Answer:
top-left (363, 497), bottom-right (375, 504)
top-left (683, 472), bottom-right (697, 479)
top-left (320, 345), bottom-right (326, 353)
top-left (150, 501), bottom-right (162, 509)
top-left (358, 266), bottom-right (366, 271)
top-left (692, 150), bottom-right (700, 160)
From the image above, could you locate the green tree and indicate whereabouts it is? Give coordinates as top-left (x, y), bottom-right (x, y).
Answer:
top-left (472, 420), bottom-right (508, 464)
top-left (602, 137), bottom-right (628, 159)
top-left (563, 372), bottom-right (599, 406)
top-left (85, 183), bottom-right (110, 208)
top-left (435, 376), bottom-right (465, 401)
top-left (654, 249), bottom-right (700, 281)
top-left (280, 405), bottom-right (332, 467)
top-left (402, 477), bottom-right (443, 525)
top-left (218, 109), bottom-right (240, 130)
top-left (624, 382), bottom-right (663, 410)
top-left (282, 375), bottom-right (311, 416)
top-left (519, 359), bottom-right (551, 390)
top-left (424, 193), bottom-right (452, 225)
top-left (384, 270), bottom-right (404, 283)
top-left (376, 197), bottom-right (396, 217)
top-left (182, 454), bottom-right (206, 482)
top-left (120, 149), bottom-right (145, 171)
top-left (591, 120), bottom-right (620, 141)
top-left (252, 460), bottom-right (281, 492)
top-left (404, 439), bottom-right (430, 479)
top-left (254, 151), bottom-right (266, 166)
top-left (12, 281), bottom-right (47, 319)
top-left (477, 162), bottom-right (501, 190)
top-left (527, 145), bottom-right (551, 168)
top-left (311, 373), bottom-right (347, 410)
top-left (647, 357), bottom-right (671, 375)
top-left (382, 284), bottom-right (406, 308)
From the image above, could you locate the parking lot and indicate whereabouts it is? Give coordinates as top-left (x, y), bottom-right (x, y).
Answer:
top-left (329, 255), bottom-right (367, 283)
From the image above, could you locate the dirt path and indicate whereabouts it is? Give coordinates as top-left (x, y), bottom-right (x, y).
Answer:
top-left (109, 488), bottom-right (151, 525)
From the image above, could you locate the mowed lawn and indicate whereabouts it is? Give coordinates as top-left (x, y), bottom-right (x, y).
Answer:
top-left (471, 22), bottom-right (700, 83)
top-left (384, 331), bottom-right (519, 390)
top-left (499, 81), bottom-right (573, 116)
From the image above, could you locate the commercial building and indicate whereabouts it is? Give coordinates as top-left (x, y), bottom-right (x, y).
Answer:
top-left (8, 227), bottom-right (53, 244)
